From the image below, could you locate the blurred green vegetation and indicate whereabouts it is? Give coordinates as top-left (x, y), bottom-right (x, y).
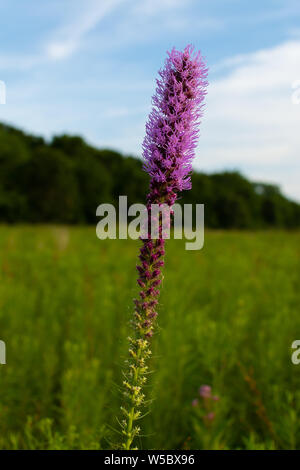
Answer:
top-left (0, 226), bottom-right (299, 449)
top-left (1, 122), bottom-right (299, 228)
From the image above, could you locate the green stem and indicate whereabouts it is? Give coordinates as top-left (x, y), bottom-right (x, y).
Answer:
top-left (124, 345), bottom-right (142, 450)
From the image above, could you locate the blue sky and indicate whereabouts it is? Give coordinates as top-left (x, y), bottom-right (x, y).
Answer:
top-left (0, 0), bottom-right (300, 200)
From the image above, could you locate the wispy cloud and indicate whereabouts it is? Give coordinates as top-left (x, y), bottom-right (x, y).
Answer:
top-left (0, 0), bottom-right (222, 71)
top-left (79, 0), bottom-right (224, 54)
top-left (0, 0), bottom-right (126, 69)
top-left (45, 0), bottom-right (125, 60)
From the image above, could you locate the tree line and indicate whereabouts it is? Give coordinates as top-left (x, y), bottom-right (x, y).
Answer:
top-left (0, 122), bottom-right (299, 228)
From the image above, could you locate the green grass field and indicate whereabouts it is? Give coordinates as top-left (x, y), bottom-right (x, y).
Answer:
top-left (0, 226), bottom-right (299, 449)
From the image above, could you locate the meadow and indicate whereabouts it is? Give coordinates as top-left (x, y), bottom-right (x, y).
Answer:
top-left (0, 226), bottom-right (299, 449)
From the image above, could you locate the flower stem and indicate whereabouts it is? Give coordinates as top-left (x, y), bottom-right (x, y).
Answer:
top-left (120, 237), bottom-right (164, 450)
top-left (117, 45), bottom-right (207, 450)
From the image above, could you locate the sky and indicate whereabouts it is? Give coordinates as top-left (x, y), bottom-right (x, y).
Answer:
top-left (0, 0), bottom-right (300, 201)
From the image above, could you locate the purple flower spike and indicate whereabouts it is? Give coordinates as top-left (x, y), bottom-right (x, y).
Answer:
top-left (199, 385), bottom-right (212, 398)
top-left (192, 399), bottom-right (199, 407)
top-left (121, 46), bottom-right (208, 450)
top-left (143, 45), bottom-right (208, 205)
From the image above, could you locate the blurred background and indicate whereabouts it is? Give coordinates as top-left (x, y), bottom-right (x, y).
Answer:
top-left (0, 0), bottom-right (300, 450)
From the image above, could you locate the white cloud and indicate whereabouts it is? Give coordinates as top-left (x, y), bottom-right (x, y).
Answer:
top-left (198, 40), bottom-right (300, 201)
top-left (46, 0), bottom-right (125, 60)
top-left (0, 0), bottom-right (220, 69)
top-left (0, 0), bottom-right (126, 68)
top-left (91, 0), bottom-right (223, 51)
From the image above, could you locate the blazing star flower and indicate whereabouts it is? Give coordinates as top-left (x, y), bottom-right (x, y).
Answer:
top-left (199, 385), bottom-right (212, 398)
top-left (143, 44), bottom-right (208, 206)
top-left (119, 45), bottom-right (208, 450)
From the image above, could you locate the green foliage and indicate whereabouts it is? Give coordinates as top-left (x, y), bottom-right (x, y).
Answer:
top-left (0, 227), bottom-right (299, 449)
top-left (0, 122), bottom-right (299, 227)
